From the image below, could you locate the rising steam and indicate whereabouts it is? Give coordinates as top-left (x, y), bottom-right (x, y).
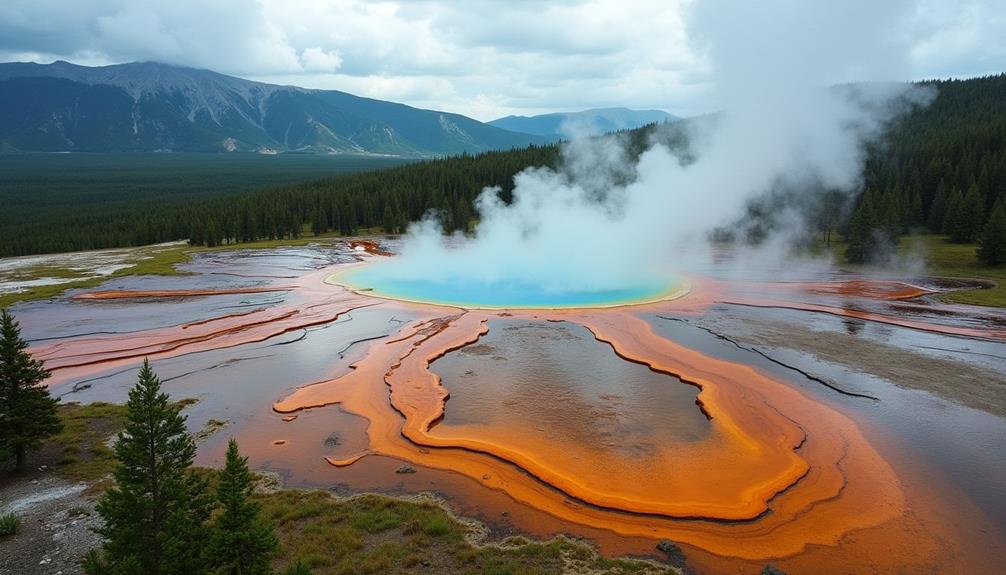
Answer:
top-left (375, 0), bottom-right (931, 292)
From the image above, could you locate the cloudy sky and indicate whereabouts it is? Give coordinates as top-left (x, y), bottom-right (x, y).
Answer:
top-left (0, 0), bottom-right (1003, 121)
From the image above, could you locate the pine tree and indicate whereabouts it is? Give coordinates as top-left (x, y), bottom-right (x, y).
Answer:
top-left (845, 192), bottom-right (879, 264)
top-left (311, 209), bottom-right (326, 237)
top-left (963, 182), bottom-right (986, 242)
top-left (977, 201), bottom-right (1006, 266)
top-left (879, 189), bottom-right (902, 244)
top-left (944, 189), bottom-right (968, 241)
top-left (382, 204), bottom-right (396, 233)
top-left (208, 439), bottom-right (278, 575)
top-left (908, 190), bottom-right (924, 229)
top-left (928, 179), bottom-right (949, 233)
top-left (88, 359), bottom-right (211, 575)
top-left (0, 308), bottom-right (62, 471)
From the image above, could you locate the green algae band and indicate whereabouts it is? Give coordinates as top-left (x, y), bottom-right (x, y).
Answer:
top-left (332, 265), bottom-right (686, 309)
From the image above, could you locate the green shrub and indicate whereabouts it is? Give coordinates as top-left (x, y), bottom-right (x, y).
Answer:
top-left (0, 513), bottom-right (20, 536)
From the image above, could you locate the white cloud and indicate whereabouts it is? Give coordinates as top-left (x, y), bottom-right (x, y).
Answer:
top-left (300, 47), bottom-right (343, 72)
top-left (0, 0), bottom-right (1002, 120)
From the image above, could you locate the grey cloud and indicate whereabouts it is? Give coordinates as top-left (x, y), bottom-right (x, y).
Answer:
top-left (0, 0), bottom-right (1002, 120)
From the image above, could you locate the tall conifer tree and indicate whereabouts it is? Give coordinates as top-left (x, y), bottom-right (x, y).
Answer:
top-left (0, 308), bottom-right (62, 471)
top-left (208, 439), bottom-right (278, 575)
top-left (978, 201), bottom-right (1006, 266)
top-left (87, 359), bottom-right (211, 575)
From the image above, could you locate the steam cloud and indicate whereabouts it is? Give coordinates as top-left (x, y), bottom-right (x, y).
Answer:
top-left (377, 0), bottom-right (931, 292)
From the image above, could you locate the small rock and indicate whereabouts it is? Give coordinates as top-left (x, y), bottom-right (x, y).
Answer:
top-left (482, 474), bottom-right (490, 480)
top-left (501, 511), bottom-right (509, 517)
top-left (656, 539), bottom-right (687, 567)
top-left (761, 566), bottom-right (787, 575)
top-left (395, 464), bottom-right (417, 474)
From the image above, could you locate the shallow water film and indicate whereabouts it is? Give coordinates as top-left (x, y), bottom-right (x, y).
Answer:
top-left (335, 263), bottom-right (684, 308)
top-left (14, 239), bottom-right (1006, 574)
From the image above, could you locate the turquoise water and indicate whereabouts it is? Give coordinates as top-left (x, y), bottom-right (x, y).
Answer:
top-left (335, 266), bottom-right (680, 309)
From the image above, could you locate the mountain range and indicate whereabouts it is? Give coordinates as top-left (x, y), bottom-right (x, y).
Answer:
top-left (488, 107), bottom-right (678, 140)
top-left (0, 61), bottom-right (549, 156)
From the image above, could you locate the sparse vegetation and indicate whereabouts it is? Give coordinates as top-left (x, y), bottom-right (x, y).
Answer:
top-left (0, 512), bottom-right (20, 536)
top-left (0, 243), bottom-right (194, 308)
top-left (261, 490), bottom-right (676, 575)
top-left (50, 402), bottom-right (128, 484)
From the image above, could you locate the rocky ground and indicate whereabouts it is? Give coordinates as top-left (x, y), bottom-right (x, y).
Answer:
top-left (0, 468), bottom-right (102, 575)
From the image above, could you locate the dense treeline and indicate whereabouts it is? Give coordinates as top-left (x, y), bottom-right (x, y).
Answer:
top-left (186, 144), bottom-right (562, 247)
top-left (0, 154), bottom-right (408, 257)
top-left (2, 74), bottom-right (1005, 263)
top-left (183, 123), bottom-right (684, 247)
top-left (846, 74), bottom-right (1006, 263)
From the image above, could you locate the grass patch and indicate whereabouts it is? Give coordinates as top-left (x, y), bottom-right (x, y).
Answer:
top-left (0, 243), bottom-right (195, 308)
top-left (822, 234), bottom-right (1006, 307)
top-left (0, 512), bottom-right (19, 537)
top-left (49, 402), bottom-right (129, 485)
top-left (44, 399), bottom-right (197, 486)
top-left (261, 490), bottom-right (677, 575)
top-left (902, 235), bottom-right (1006, 306)
top-left (0, 228), bottom-right (388, 309)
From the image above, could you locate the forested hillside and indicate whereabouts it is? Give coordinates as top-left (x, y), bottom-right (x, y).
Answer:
top-left (0, 154), bottom-right (409, 256)
top-left (846, 74), bottom-right (1006, 262)
top-left (1, 74), bottom-right (1004, 261)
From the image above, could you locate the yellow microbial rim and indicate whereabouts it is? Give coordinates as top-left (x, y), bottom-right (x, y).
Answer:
top-left (324, 264), bottom-right (691, 310)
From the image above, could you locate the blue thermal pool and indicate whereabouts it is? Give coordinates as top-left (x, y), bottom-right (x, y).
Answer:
top-left (330, 264), bottom-right (687, 309)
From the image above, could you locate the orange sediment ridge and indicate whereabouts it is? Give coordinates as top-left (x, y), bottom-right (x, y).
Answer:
top-left (36, 296), bottom-right (380, 387)
top-left (72, 286), bottom-right (294, 300)
top-left (348, 239), bottom-right (393, 257)
top-left (326, 452), bottom-right (370, 467)
top-left (745, 279), bottom-right (933, 300)
top-left (272, 303), bottom-right (907, 559)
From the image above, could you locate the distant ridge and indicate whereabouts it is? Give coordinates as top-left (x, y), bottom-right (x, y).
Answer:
top-left (0, 60), bottom-right (547, 156)
top-left (488, 107), bottom-right (678, 140)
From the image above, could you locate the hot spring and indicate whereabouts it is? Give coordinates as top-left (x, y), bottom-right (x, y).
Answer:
top-left (330, 262), bottom-right (688, 309)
